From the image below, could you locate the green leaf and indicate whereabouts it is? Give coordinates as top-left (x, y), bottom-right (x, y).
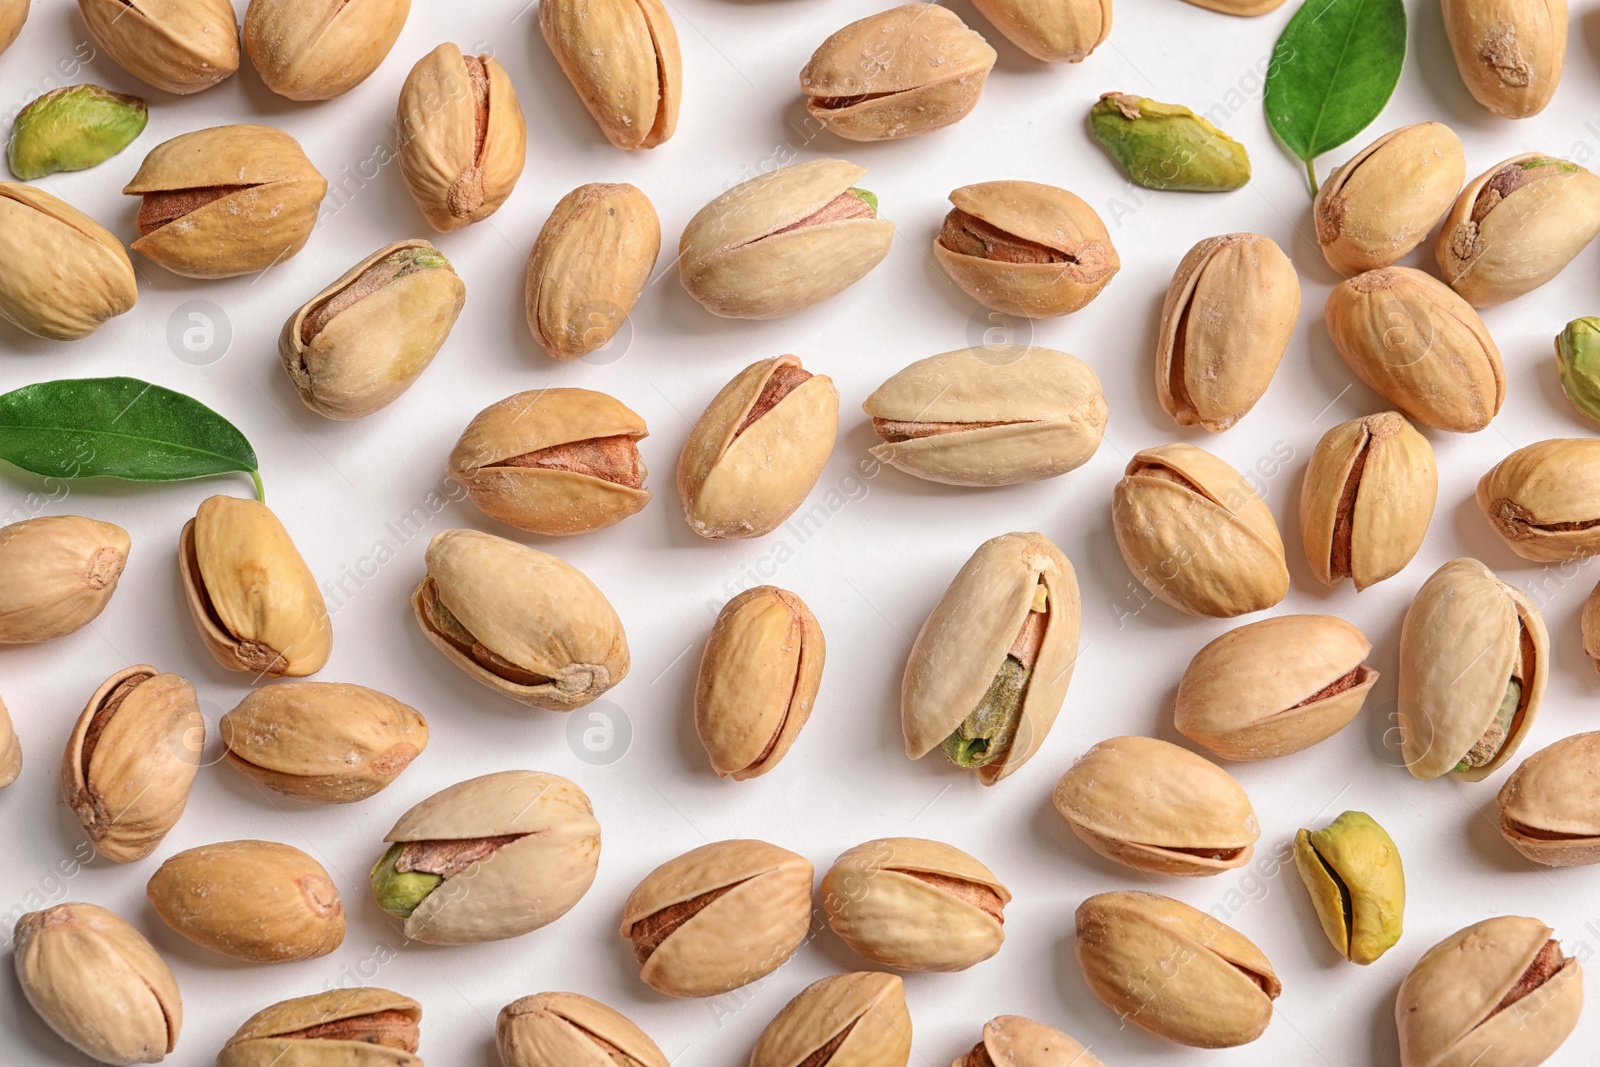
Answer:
top-left (1264, 0), bottom-right (1407, 194)
top-left (0, 377), bottom-right (263, 499)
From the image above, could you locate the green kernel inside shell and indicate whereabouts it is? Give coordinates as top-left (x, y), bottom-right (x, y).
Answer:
top-left (371, 842), bottom-right (442, 918)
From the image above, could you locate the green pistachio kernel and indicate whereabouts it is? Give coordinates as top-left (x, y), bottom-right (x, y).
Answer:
top-left (848, 187), bottom-right (878, 213)
top-left (7, 84), bottom-right (147, 181)
top-left (1293, 810), bottom-right (1405, 965)
top-left (1454, 677), bottom-right (1522, 773)
top-left (1556, 318), bottom-right (1600, 425)
top-left (371, 842), bottom-right (442, 918)
top-left (1088, 92), bottom-right (1250, 193)
top-left (942, 655), bottom-right (1029, 768)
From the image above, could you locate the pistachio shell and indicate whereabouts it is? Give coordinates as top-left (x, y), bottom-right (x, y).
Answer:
top-left (901, 531), bottom-right (1080, 784)
top-left (376, 770), bottom-right (601, 945)
top-left (1314, 123), bottom-right (1466, 275)
top-left (1090, 93), bottom-right (1251, 192)
top-left (1498, 732), bottom-right (1600, 866)
top-left (968, 0), bottom-right (1109, 61)
top-left (933, 181), bottom-right (1118, 317)
top-left (540, 0), bottom-right (681, 149)
top-left (801, 5), bottom-right (996, 141)
top-left (864, 346), bottom-right (1108, 486)
top-left (1300, 411), bottom-right (1437, 589)
top-left (1325, 266), bottom-right (1504, 432)
top-left (14, 903), bottom-right (181, 1066)
top-left (1110, 442), bottom-right (1289, 618)
top-left (1396, 916), bottom-right (1581, 1067)
top-left (147, 840), bottom-right (344, 963)
top-left (0, 515), bottom-right (129, 642)
top-left (412, 529), bottom-right (629, 709)
top-left (1178, 0), bottom-right (1286, 12)
top-left (397, 44), bottom-right (526, 231)
top-left (62, 666), bottom-right (201, 862)
top-left (0, 184), bottom-right (137, 340)
top-left (78, 0), bottom-right (239, 94)
top-left (955, 1015), bottom-right (1106, 1067)
top-left (497, 992), bottom-right (667, 1067)
top-left (280, 240), bottom-right (466, 419)
top-left (1075, 891), bottom-right (1280, 1048)
top-left (1442, 0), bottom-right (1567, 118)
top-left (696, 586), bottom-right (824, 780)
top-left (1293, 811), bottom-right (1404, 965)
top-left (0, 0), bottom-right (25, 55)
top-left (123, 124), bottom-right (328, 278)
top-left (1477, 438), bottom-right (1600, 561)
top-left (1053, 735), bottom-right (1259, 875)
top-left (0, 692), bottom-right (19, 788)
top-left (179, 495), bottom-right (332, 678)
top-left (221, 682), bottom-right (427, 803)
top-left (820, 837), bottom-right (1009, 972)
top-left (1155, 233), bottom-right (1299, 431)
top-left (219, 988), bottom-right (422, 1067)
top-left (1398, 558), bottom-right (1548, 780)
top-left (1587, 579), bottom-right (1600, 674)
top-left (7, 84), bottom-right (148, 181)
top-left (676, 355), bottom-right (839, 539)
top-left (526, 183), bottom-right (659, 359)
top-left (244, 0), bottom-right (409, 100)
top-left (1436, 153), bottom-right (1600, 307)
top-left (620, 839), bottom-right (813, 997)
top-left (680, 159), bottom-right (895, 319)
top-left (752, 972), bottom-right (911, 1067)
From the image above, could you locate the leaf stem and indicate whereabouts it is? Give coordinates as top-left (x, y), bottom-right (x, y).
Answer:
top-left (249, 469), bottom-right (265, 502)
top-left (1305, 157), bottom-right (1319, 198)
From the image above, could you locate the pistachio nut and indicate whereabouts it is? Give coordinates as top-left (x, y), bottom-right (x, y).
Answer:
top-left (1442, 0), bottom-right (1567, 119)
top-left (244, 0), bottom-right (410, 101)
top-left (933, 181), bottom-right (1118, 317)
top-left (1396, 916), bottom-right (1581, 1067)
top-left (221, 682), bottom-right (428, 803)
top-left (179, 495), bottom-right (332, 677)
top-left (412, 529), bottom-right (630, 708)
top-left (62, 666), bottom-right (201, 863)
top-left (497, 992), bottom-right (667, 1067)
top-left (1498, 732), bottom-right (1600, 866)
top-left (1556, 317), bottom-right (1600, 424)
top-left (1398, 558), bottom-right (1548, 780)
top-left (801, 5), bottom-right (996, 141)
top-left (1076, 891), bottom-right (1280, 1048)
top-left (680, 159), bottom-right (894, 319)
top-left (1313, 123), bottom-right (1466, 275)
top-left (123, 124), bottom-right (328, 278)
top-left (864, 346), bottom-right (1108, 486)
top-left (78, 0), bottom-right (239, 94)
top-left (280, 240), bottom-right (465, 420)
top-left (0, 693), bottom-right (19, 788)
top-left (1090, 93), bottom-right (1251, 191)
top-left (1325, 266), bottom-right (1504, 432)
top-left (0, 184), bottom-right (137, 340)
top-left (14, 902), bottom-right (181, 1066)
top-left (526, 183), bottom-right (659, 359)
top-left (147, 839), bottom-right (344, 963)
top-left (540, 0), bottom-right (681, 149)
top-left (0, 0), bottom-right (24, 55)
top-left (752, 972), bottom-right (911, 1067)
top-left (820, 837), bottom-right (1009, 972)
top-left (969, 0), bottom-right (1109, 62)
top-left (1477, 439), bottom-right (1600, 561)
top-left (219, 988), bottom-right (422, 1067)
top-left (1174, 615), bottom-right (1376, 761)
top-left (1110, 442), bottom-right (1289, 618)
top-left (449, 389), bottom-right (650, 538)
top-left (371, 770), bottom-right (601, 945)
top-left (677, 355), bottom-right (839, 539)
top-left (902, 532), bottom-right (1079, 784)
top-left (8, 84), bottom-right (147, 181)
top-left (1156, 233), bottom-right (1299, 431)
top-left (696, 586), bottom-right (824, 780)
top-left (397, 43), bottom-right (526, 232)
top-left (1301, 412), bottom-right (1437, 590)
top-left (1436, 153), bottom-right (1600, 307)
top-left (0, 515), bottom-right (129, 643)
top-left (1293, 811), bottom-right (1404, 965)
top-left (1053, 735), bottom-right (1259, 875)
top-left (620, 839), bottom-right (812, 997)
top-left (1178, 0), bottom-right (1286, 12)
top-left (954, 1015), bottom-right (1106, 1067)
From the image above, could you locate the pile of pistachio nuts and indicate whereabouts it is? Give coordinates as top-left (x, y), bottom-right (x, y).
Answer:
top-left (0, 0), bottom-right (1598, 1064)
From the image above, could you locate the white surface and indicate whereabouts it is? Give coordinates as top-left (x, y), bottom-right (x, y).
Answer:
top-left (2, 0), bottom-right (1599, 1064)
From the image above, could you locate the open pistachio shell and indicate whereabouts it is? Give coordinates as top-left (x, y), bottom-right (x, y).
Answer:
top-left (219, 988), bottom-right (422, 1067)
top-left (1293, 811), bottom-right (1404, 965)
top-left (752, 972), bottom-right (911, 1067)
top-left (0, 515), bottom-right (129, 643)
top-left (0, 184), bottom-right (137, 341)
top-left (540, 0), bottom-right (681, 149)
top-left (0, 693), bottom-right (18, 788)
top-left (497, 992), bottom-right (666, 1067)
top-left (1477, 438), bottom-right (1600, 561)
top-left (78, 0), bottom-right (239, 94)
top-left (0, 0), bottom-right (25, 56)
top-left (1442, 0), bottom-right (1567, 119)
top-left (1498, 732), bottom-right (1600, 866)
top-left (1314, 123), bottom-right (1466, 275)
top-left (954, 1015), bottom-right (1105, 1067)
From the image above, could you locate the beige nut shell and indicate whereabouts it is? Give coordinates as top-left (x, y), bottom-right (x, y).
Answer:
top-left (244, 0), bottom-right (409, 101)
top-left (449, 389), bottom-right (652, 537)
top-left (540, 0), bottom-right (681, 149)
top-left (1179, 0), bottom-right (1286, 12)
top-left (752, 972), bottom-right (911, 1067)
top-left (820, 837), bottom-right (1009, 972)
top-left (1441, 0), bottom-right (1567, 119)
top-left (0, 515), bottom-right (130, 643)
top-left (901, 531), bottom-right (1080, 784)
top-left (0, 0), bottom-right (21, 56)
top-left (1498, 732), bottom-right (1600, 866)
top-left (219, 987), bottom-right (421, 1067)
top-left (1175, 615), bottom-right (1377, 761)
top-left (78, 0), bottom-right (239, 94)
top-left (968, 0), bottom-right (1110, 62)
top-left (497, 991), bottom-right (668, 1067)
top-left (0, 692), bottom-right (18, 788)
top-left (1314, 123), bottom-right (1467, 275)
top-left (958, 1015), bottom-right (1106, 1067)
top-left (526, 183), bottom-right (660, 359)
top-left (1477, 438), bottom-right (1600, 561)
top-left (1111, 442), bottom-right (1288, 618)
top-left (620, 839), bottom-right (813, 997)
top-left (680, 159), bottom-right (895, 319)
top-left (677, 355), bottom-right (839, 539)
top-left (0, 184), bottom-right (137, 341)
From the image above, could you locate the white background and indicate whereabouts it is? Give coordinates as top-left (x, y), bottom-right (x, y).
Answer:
top-left (2, 0), bottom-right (1600, 1063)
